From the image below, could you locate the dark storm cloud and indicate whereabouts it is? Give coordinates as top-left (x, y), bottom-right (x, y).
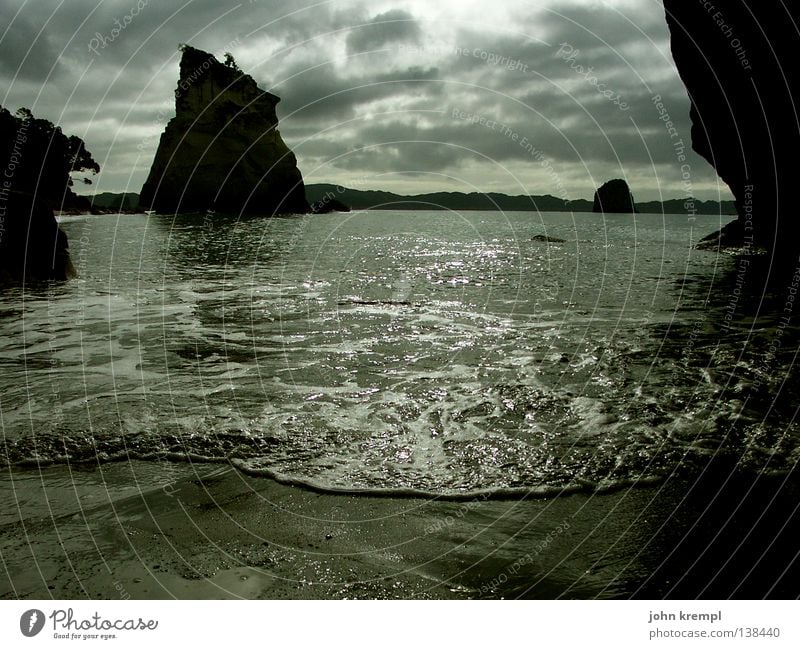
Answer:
top-left (294, 103), bottom-right (682, 173)
top-left (0, 5), bottom-right (67, 81)
top-left (345, 9), bottom-right (421, 54)
top-left (0, 0), bottom-right (356, 191)
top-left (0, 0), bottom-right (728, 199)
top-left (273, 62), bottom-right (442, 122)
top-left (0, 0), bottom-right (343, 96)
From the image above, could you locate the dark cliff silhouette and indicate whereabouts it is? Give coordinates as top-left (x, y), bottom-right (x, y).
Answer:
top-left (592, 179), bottom-right (637, 213)
top-left (139, 46), bottom-right (308, 215)
top-left (664, 1), bottom-right (800, 257)
top-left (0, 106), bottom-right (98, 210)
top-left (0, 106), bottom-right (96, 282)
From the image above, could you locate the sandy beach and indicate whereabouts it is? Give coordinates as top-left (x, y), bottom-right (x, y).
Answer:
top-left (3, 460), bottom-right (798, 599)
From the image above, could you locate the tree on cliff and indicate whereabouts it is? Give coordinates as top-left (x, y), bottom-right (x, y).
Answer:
top-left (0, 105), bottom-right (99, 208)
top-left (223, 52), bottom-right (240, 71)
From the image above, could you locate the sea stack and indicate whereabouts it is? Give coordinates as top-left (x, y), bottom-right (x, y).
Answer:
top-left (663, 2), bottom-right (800, 255)
top-left (592, 179), bottom-right (636, 213)
top-left (139, 45), bottom-right (308, 215)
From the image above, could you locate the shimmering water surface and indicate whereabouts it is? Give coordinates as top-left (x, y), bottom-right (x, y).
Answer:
top-left (2, 210), bottom-right (797, 496)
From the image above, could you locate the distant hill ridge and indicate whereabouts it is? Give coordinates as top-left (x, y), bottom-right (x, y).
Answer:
top-left (304, 185), bottom-right (736, 215)
top-left (86, 186), bottom-right (736, 215)
top-left (89, 192), bottom-right (139, 211)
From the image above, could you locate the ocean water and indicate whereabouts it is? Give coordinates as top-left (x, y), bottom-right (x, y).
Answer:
top-left (2, 210), bottom-right (798, 497)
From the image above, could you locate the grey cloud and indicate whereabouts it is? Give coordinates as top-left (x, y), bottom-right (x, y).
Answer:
top-left (345, 9), bottom-right (421, 54)
top-left (323, 142), bottom-right (457, 175)
top-left (535, 3), bottom-right (669, 50)
top-left (272, 63), bottom-right (442, 123)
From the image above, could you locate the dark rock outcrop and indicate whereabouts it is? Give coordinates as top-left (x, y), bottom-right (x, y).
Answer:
top-left (139, 46), bottom-right (307, 215)
top-left (0, 191), bottom-right (76, 282)
top-left (663, 2), bottom-right (800, 255)
top-left (592, 179), bottom-right (636, 213)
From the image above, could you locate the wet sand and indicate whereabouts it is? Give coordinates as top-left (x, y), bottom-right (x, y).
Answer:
top-left (1, 460), bottom-right (798, 599)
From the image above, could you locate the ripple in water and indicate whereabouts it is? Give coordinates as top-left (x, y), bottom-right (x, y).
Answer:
top-left (2, 211), bottom-right (798, 497)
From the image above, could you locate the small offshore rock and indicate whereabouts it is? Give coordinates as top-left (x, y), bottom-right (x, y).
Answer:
top-left (531, 234), bottom-right (567, 243)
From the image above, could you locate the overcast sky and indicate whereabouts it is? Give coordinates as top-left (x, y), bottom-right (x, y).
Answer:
top-left (0, 0), bottom-right (732, 201)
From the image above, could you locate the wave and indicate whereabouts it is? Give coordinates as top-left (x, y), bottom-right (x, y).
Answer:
top-left (1, 444), bottom-right (668, 500)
